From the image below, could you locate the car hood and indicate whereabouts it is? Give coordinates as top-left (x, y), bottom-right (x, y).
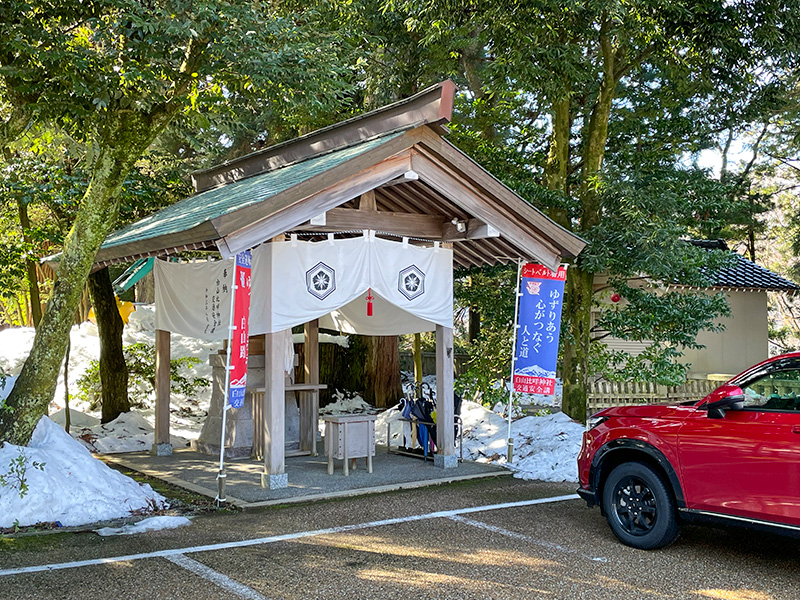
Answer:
top-left (596, 403), bottom-right (692, 420)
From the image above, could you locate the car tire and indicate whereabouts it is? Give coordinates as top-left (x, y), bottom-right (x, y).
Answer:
top-left (602, 461), bottom-right (680, 550)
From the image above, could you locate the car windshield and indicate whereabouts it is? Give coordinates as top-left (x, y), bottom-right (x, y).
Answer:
top-left (732, 357), bottom-right (800, 410)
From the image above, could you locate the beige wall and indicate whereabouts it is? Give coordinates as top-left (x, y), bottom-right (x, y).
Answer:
top-left (593, 275), bottom-right (770, 379)
top-left (681, 290), bottom-right (768, 378)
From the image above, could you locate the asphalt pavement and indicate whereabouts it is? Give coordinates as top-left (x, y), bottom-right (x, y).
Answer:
top-left (1, 477), bottom-right (798, 599)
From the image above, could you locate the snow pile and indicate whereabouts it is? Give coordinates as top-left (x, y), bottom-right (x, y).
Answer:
top-left (49, 407), bottom-right (101, 428)
top-left (0, 417), bottom-right (167, 528)
top-left (376, 399), bottom-right (584, 482)
top-left (94, 515), bottom-right (191, 536)
top-left (0, 305), bottom-right (222, 426)
top-left (504, 412), bottom-right (585, 482)
top-left (0, 303), bottom-right (585, 532)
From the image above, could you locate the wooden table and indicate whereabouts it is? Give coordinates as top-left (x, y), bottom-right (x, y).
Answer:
top-left (323, 414), bottom-right (377, 476)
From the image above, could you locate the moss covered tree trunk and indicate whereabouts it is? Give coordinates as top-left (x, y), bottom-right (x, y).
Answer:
top-left (548, 23), bottom-right (625, 423)
top-left (0, 111), bottom-right (175, 445)
top-left (88, 267), bottom-right (130, 423)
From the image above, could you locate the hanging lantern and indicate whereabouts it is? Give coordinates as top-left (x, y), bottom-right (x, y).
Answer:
top-left (366, 288), bottom-right (374, 316)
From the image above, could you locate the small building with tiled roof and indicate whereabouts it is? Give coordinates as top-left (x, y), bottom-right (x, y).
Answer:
top-left (596, 239), bottom-right (800, 380)
top-left (686, 239), bottom-right (800, 294)
top-left (677, 240), bottom-right (798, 377)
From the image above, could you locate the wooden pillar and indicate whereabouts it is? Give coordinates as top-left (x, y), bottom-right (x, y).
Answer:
top-left (262, 330), bottom-right (288, 488)
top-left (153, 329), bottom-right (172, 456)
top-left (301, 319), bottom-right (320, 455)
top-left (435, 324), bottom-right (456, 468)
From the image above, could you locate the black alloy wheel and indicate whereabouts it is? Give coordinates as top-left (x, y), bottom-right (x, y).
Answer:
top-left (602, 461), bottom-right (680, 550)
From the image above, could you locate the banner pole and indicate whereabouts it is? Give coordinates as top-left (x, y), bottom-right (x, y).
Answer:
top-left (507, 258), bottom-right (523, 463)
top-left (217, 260), bottom-right (238, 505)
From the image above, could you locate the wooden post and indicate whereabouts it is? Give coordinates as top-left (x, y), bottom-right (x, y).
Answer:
top-left (153, 329), bottom-right (172, 455)
top-left (262, 330), bottom-right (288, 488)
top-left (435, 324), bottom-right (456, 468)
top-left (359, 189), bottom-right (377, 211)
top-left (301, 319), bottom-right (320, 455)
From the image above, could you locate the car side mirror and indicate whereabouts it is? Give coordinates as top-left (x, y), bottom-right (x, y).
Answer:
top-left (706, 394), bottom-right (745, 419)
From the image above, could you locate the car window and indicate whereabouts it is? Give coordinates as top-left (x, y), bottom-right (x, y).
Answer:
top-left (740, 368), bottom-right (800, 411)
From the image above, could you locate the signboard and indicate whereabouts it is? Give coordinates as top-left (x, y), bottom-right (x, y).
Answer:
top-left (228, 251), bottom-right (252, 409)
top-left (512, 263), bottom-right (567, 395)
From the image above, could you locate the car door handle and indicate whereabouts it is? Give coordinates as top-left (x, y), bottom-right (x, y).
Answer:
top-left (793, 426), bottom-right (800, 434)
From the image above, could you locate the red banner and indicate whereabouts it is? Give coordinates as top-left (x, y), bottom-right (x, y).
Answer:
top-left (228, 251), bottom-right (252, 408)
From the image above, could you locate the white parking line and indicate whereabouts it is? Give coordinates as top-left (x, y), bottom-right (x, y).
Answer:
top-left (448, 514), bottom-right (607, 562)
top-left (165, 554), bottom-right (267, 600)
top-left (0, 493), bottom-right (579, 578)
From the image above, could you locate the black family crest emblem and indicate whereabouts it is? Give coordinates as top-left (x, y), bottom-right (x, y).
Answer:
top-left (398, 265), bottom-right (425, 300)
top-left (306, 262), bottom-right (336, 300)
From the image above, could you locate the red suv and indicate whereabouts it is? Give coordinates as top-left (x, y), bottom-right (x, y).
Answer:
top-left (577, 353), bottom-right (800, 549)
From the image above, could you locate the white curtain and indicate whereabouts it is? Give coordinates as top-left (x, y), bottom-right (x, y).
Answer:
top-left (155, 233), bottom-right (453, 339)
top-left (154, 258), bottom-right (234, 340)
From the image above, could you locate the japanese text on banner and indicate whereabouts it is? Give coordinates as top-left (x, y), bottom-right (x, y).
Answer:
top-left (228, 251), bottom-right (252, 409)
top-left (513, 264), bottom-right (567, 395)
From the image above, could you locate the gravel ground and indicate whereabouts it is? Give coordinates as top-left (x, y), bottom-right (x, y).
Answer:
top-left (1, 477), bottom-right (798, 599)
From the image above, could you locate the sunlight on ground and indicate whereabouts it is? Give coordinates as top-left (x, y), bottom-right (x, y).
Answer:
top-left (357, 565), bottom-right (552, 595)
top-left (304, 532), bottom-right (558, 569)
top-left (694, 590), bottom-right (774, 600)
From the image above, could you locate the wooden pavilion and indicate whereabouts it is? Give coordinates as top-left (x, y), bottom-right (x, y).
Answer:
top-left (95, 80), bottom-right (586, 488)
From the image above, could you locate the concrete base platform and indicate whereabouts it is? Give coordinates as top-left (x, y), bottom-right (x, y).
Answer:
top-left (106, 445), bottom-right (510, 508)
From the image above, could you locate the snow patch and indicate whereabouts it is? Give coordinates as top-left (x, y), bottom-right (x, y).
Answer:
top-left (94, 515), bottom-right (192, 536)
top-left (70, 411), bottom-right (191, 454)
top-left (0, 417), bottom-right (167, 528)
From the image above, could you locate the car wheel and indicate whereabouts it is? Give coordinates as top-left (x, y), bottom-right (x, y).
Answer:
top-left (602, 461), bottom-right (679, 550)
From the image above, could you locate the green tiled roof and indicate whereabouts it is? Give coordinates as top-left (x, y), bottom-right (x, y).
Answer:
top-left (102, 132), bottom-right (403, 251)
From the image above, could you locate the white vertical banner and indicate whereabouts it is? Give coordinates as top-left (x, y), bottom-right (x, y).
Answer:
top-left (154, 258), bottom-right (233, 340)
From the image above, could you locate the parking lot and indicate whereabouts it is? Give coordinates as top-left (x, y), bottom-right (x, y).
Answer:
top-left (1, 478), bottom-right (798, 599)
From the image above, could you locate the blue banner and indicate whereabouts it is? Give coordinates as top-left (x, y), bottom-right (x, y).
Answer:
top-left (513, 264), bottom-right (567, 395)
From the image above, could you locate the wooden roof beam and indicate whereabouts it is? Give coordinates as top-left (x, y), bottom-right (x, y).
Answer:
top-left (294, 207), bottom-right (445, 238)
top-left (409, 150), bottom-right (565, 272)
top-left (442, 218), bottom-right (500, 242)
top-left (415, 127), bottom-right (586, 259)
top-left (213, 139), bottom-right (419, 257)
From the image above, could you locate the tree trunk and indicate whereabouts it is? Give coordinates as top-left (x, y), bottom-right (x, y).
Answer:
top-left (468, 307), bottom-right (481, 343)
top-left (364, 335), bottom-right (402, 409)
top-left (17, 199), bottom-right (42, 328)
top-left (560, 267), bottom-right (594, 422)
top-left (0, 111), bottom-right (172, 445)
top-left (88, 267), bottom-right (130, 423)
top-left (555, 26), bottom-right (621, 423)
top-left (413, 333), bottom-right (423, 397)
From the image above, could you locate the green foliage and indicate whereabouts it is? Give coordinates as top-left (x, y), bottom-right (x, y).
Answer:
top-left (454, 263), bottom-right (517, 402)
top-left (455, 329), bottom-right (512, 408)
top-left (77, 342), bottom-right (208, 408)
top-left (0, 449), bottom-right (45, 500)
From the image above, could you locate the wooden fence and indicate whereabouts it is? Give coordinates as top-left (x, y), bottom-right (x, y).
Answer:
top-left (587, 377), bottom-right (725, 414)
